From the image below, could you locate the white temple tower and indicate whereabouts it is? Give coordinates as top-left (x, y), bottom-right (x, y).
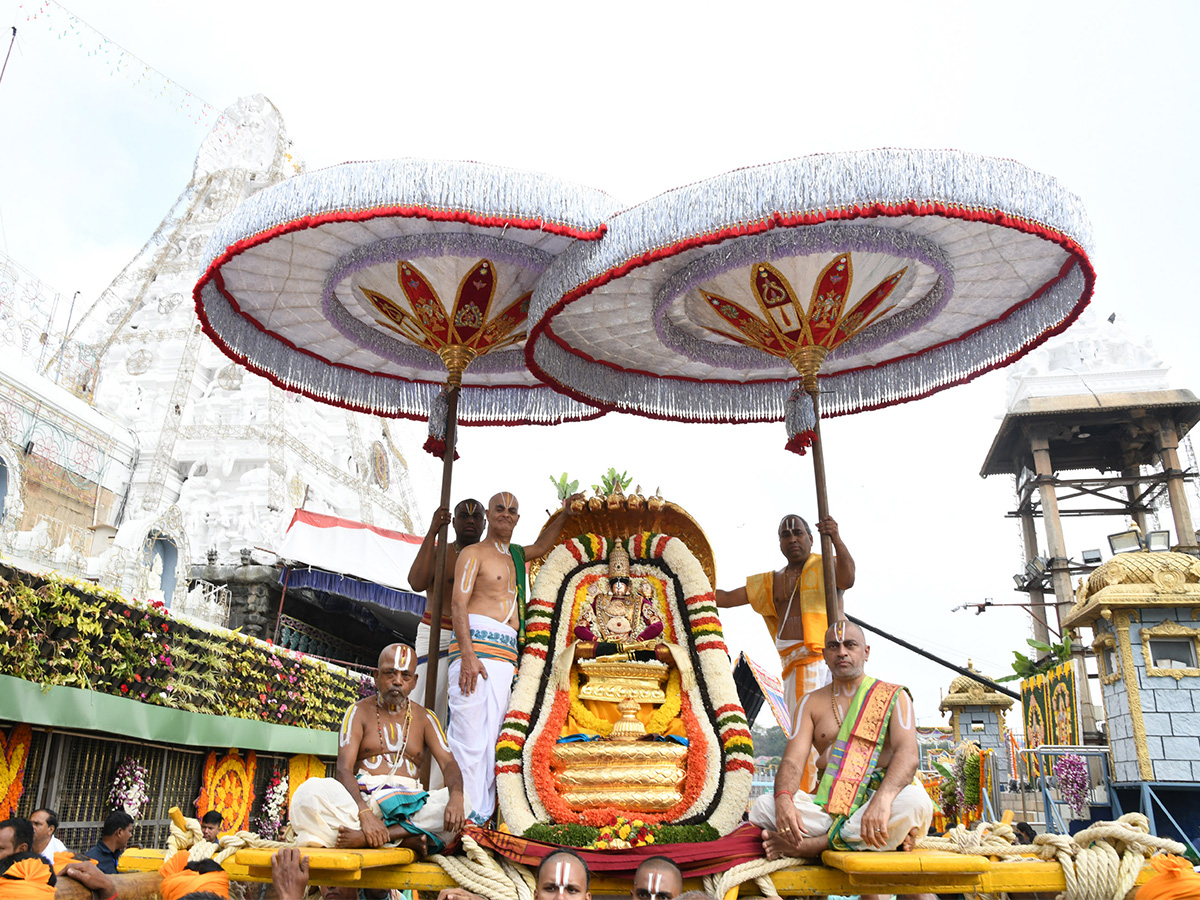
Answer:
top-left (1, 95), bottom-right (431, 617)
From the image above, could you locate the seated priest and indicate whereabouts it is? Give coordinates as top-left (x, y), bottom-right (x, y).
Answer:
top-left (562, 544), bottom-right (691, 740)
top-left (751, 620), bottom-right (932, 858)
top-left (290, 643), bottom-right (468, 856)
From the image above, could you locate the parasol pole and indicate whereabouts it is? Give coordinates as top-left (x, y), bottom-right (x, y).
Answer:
top-left (791, 345), bottom-right (840, 623)
top-left (420, 346), bottom-right (473, 786)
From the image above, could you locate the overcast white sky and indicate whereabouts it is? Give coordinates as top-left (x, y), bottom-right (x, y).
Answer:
top-left (1, 1), bottom-right (1198, 729)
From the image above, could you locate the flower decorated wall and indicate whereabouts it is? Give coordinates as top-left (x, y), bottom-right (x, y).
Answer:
top-left (0, 564), bottom-right (359, 729)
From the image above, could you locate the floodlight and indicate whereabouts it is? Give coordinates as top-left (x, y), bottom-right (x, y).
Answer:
top-left (1013, 574), bottom-right (1027, 588)
top-left (1081, 549), bottom-right (1103, 565)
top-left (1108, 531), bottom-right (1142, 555)
top-left (1145, 531), bottom-right (1171, 552)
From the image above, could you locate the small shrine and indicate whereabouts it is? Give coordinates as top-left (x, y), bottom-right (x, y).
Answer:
top-left (938, 662), bottom-right (1015, 758)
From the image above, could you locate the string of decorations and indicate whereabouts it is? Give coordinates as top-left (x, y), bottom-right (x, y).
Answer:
top-left (19, 1), bottom-right (232, 132)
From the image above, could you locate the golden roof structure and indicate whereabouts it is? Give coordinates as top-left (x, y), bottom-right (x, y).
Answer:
top-left (938, 661), bottom-right (1015, 713)
top-left (1062, 550), bottom-right (1200, 629)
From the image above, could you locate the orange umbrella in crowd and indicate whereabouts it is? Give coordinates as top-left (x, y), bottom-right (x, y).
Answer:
top-left (194, 159), bottom-right (617, 720)
top-left (526, 149), bottom-right (1094, 623)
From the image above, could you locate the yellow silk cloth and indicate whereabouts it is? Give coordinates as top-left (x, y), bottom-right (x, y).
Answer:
top-left (159, 850), bottom-right (229, 900)
top-left (566, 698), bottom-right (687, 738)
top-left (0, 857), bottom-right (55, 899)
top-left (1137, 855), bottom-right (1200, 899)
top-left (745, 553), bottom-right (827, 656)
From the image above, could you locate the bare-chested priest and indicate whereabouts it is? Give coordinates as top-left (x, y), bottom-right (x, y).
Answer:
top-left (717, 514), bottom-right (854, 790)
top-left (408, 498), bottom-right (486, 730)
top-left (289, 643), bottom-right (466, 855)
top-left (448, 490), bottom-right (580, 824)
top-left (751, 620), bottom-right (932, 896)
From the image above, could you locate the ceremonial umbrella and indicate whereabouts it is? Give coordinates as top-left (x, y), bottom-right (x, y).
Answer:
top-left (194, 158), bottom-right (616, 721)
top-left (527, 149), bottom-right (1094, 624)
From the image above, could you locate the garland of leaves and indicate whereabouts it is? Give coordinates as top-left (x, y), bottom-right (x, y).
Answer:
top-left (523, 820), bottom-right (718, 848)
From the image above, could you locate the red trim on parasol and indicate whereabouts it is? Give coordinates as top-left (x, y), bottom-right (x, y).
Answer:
top-left (526, 201), bottom-right (1094, 424)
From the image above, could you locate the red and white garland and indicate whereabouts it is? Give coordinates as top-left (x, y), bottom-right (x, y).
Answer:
top-left (496, 533), bottom-right (753, 836)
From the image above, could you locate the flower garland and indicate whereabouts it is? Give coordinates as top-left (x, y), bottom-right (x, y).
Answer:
top-left (0, 725), bottom-right (32, 819)
top-left (196, 749), bottom-right (257, 832)
top-left (1054, 752), bottom-right (1090, 818)
top-left (566, 667), bottom-right (682, 737)
top-left (287, 754), bottom-right (326, 810)
top-left (109, 757), bottom-right (150, 817)
top-left (496, 533), bottom-right (753, 836)
top-left (254, 769), bottom-right (289, 840)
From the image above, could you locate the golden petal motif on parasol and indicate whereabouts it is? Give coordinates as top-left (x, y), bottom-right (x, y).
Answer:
top-left (358, 258), bottom-right (530, 358)
top-left (700, 252), bottom-right (907, 359)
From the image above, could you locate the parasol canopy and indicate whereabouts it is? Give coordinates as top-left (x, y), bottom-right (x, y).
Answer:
top-left (526, 149), bottom-right (1094, 423)
top-left (194, 157), bottom-right (619, 425)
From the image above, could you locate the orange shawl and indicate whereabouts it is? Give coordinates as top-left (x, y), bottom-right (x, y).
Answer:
top-left (0, 856), bottom-right (56, 900)
top-left (158, 851), bottom-right (229, 900)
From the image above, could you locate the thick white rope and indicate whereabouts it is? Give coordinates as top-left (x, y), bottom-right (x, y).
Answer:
top-left (432, 835), bottom-right (528, 900)
top-left (916, 821), bottom-right (1025, 857)
top-left (1032, 813), bottom-right (1186, 900)
top-left (702, 854), bottom-right (813, 900)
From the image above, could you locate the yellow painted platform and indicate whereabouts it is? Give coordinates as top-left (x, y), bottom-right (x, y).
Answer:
top-left (119, 845), bottom-right (1155, 895)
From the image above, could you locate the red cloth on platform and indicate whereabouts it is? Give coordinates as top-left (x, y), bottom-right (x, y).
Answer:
top-left (468, 823), bottom-right (766, 877)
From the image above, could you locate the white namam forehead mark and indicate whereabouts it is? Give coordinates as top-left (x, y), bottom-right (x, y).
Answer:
top-left (392, 644), bottom-right (413, 672)
top-left (650, 871), bottom-right (663, 899)
top-left (554, 860), bottom-right (567, 891)
top-left (339, 705), bottom-right (357, 747)
top-left (779, 515), bottom-right (804, 532)
top-left (833, 620), bottom-right (847, 643)
top-left (498, 492), bottom-right (516, 509)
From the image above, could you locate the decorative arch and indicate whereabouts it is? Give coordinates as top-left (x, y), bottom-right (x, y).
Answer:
top-left (132, 505), bottom-right (191, 606)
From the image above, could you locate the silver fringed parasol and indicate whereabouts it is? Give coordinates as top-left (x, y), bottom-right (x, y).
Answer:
top-left (194, 157), bottom-right (619, 755)
top-left (526, 148), bottom-right (1094, 620)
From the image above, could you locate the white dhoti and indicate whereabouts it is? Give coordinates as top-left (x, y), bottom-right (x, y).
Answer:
top-left (750, 782), bottom-right (933, 852)
top-left (414, 618), bottom-right (453, 789)
top-left (289, 775), bottom-right (466, 851)
top-left (447, 614), bottom-right (517, 825)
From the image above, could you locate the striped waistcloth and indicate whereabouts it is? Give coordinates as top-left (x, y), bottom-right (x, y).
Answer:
top-left (449, 626), bottom-right (518, 667)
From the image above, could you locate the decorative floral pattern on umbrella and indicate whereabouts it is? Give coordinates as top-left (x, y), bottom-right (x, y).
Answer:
top-left (361, 259), bottom-right (530, 360)
top-left (701, 255), bottom-right (906, 360)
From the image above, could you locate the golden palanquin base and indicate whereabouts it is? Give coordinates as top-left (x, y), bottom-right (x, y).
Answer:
top-left (550, 739), bottom-right (687, 810)
top-left (117, 847), bottom-right (1154, 897)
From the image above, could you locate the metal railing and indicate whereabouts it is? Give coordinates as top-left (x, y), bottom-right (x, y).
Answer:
top-left (1021, 745), bottom-right (1112, 834)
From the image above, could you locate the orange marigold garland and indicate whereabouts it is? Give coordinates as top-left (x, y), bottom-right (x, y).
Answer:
top-left (0, 724), bottom-right (32, 819)
top-left (196, 749), bottom-right (257, 832)
top-left (287, 754), bottom-right (326, 810)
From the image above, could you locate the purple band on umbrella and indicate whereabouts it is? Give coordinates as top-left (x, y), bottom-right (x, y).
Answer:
top-left (652, 223), bottom-right (953, 370)
top-left (322, 232), bottom-right (551, 375)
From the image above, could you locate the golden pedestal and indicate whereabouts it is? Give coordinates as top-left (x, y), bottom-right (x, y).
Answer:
top-left (551, 740), bottom-right (687, 810)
